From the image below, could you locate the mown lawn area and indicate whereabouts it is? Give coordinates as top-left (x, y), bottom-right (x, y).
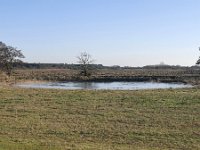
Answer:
top-left (0, 87), bottom-right (199, 150)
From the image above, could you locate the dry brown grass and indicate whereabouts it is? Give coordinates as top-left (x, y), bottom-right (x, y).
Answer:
top-left (0, 87), bottom-right (199, 149)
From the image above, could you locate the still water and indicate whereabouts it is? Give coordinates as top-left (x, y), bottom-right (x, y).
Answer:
top-left (16, 82), bottom-right (192, 90)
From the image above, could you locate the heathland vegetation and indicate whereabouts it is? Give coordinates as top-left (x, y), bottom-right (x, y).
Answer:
top-left (13, 65), bottom-right (200, 85)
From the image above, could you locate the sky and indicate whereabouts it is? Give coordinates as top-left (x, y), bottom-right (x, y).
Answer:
top-left (0, 0), bottom-right (200, 67)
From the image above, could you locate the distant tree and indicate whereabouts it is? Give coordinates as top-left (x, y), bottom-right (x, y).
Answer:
top-left (0, 41), bottom-right (25, 76)
top-left (77, 52), bottom-right (94, 76)
top-left (196, 47), bottom-right (200, 65)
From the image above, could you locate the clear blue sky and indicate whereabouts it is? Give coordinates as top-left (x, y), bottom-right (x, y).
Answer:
top-left (0, 0), bottom-right (200, 66)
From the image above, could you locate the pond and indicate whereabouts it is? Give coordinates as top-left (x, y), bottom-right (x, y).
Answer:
top-left (16, 82), bottom-right (192, 90)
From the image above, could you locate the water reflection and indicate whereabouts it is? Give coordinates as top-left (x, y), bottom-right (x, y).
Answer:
top-left (74, 82), bottom-right (98, 89)
top-left (16, 82), bottom-right (192, 90)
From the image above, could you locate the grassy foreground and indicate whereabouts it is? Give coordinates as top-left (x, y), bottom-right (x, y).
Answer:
top-left (0, 87), bottom-right (199, 150)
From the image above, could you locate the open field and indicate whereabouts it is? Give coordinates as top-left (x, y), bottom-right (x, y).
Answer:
top-left (0, 87), bottom-right (199, 149)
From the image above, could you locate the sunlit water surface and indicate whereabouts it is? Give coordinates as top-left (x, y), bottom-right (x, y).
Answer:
top-left (16, 82), bottom-right (192, 90)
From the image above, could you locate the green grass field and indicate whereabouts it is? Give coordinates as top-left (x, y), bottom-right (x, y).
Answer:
top-left (0, 87), bottom-right (199, 150)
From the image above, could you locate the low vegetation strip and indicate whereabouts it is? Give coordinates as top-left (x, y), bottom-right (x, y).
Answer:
top-left (13, 68), bottom-right (200, 85)
top-left (0, 87), bottom-right (199, 149)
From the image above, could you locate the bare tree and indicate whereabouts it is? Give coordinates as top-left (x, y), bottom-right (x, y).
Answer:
top-left (196, 47), bottom-right (200, 65)
top-left (0, 41), bottom-right (25, 76)
top-left (77, 52), bottom-right (94, 76)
